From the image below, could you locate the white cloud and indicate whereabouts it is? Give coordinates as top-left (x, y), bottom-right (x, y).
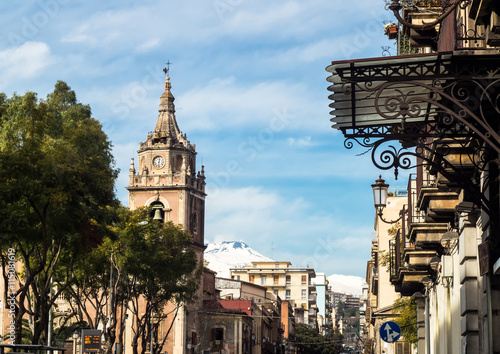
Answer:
top-left (0, 42), bottom-right (53, 84)
top-left (287, 136), bottom-right (312, 147)
top-left (135, 38), bottom-right (160, 53)
top-left (205, 186), bottom-right (373, 276)
top-left (175, 77), bottom-right (326, 133)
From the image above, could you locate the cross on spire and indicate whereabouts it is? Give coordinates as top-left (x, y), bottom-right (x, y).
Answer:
top-left (163, 60), bottom-right (172, 76)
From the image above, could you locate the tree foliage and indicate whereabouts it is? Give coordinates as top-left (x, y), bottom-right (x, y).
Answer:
top-left (0, 81), bottom-right (119, 344)
top-left (64, 206), bottom-right (202, 354)
top-left (294, 323), bottom-right (343, 353)
top-left (392, 297), bottom-right (417, 344)
top-left (0, 82), bottom-right (202, 352)
top-left (114, 207), bottom-right (202, 354)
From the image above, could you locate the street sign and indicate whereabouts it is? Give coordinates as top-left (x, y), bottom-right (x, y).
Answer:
top-left (379, 321), bottom-right (401, 343)
top-left (82, 329), bottom-right (101, 353)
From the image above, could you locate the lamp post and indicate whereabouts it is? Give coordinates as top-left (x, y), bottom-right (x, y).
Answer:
top-left (371, 176), bottom-right (403, 224)
top-left (73, 331), bottom-right (79, 354)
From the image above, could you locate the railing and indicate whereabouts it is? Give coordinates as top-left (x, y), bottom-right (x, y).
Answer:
top-left (402, 0), bottom-right (443, 6)
top-left (390, 169), bottom-right (436, 282)
top-left (389, 229), bottom-right (403, 281)
top-left (406, 171), bottom-right (433, 226)
top-left (0, 345), bottom-right (66, 354)
top-left (456, 8), bottom-right (487, 50)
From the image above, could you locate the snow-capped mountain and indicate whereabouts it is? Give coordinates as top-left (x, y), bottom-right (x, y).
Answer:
top-left (327, 274), bottom-right (365, 296)
top-left (204, 241), bottom-right (274, 278)
top-left (204, 241), bottom-right (365, 296)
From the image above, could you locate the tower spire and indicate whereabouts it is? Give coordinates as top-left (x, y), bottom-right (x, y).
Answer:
top-left (153, 76), bottom-right (181, 142)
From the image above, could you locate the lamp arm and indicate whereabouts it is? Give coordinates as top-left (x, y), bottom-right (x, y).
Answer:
top-left (390, 0), bottom-right (464, 31)
top-left (377, 208), bottom-right (404, 224)
top-left (378, 212), bottom-right (402, 224)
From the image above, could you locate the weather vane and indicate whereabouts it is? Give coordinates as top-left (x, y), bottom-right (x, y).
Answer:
top-left (163, 60), bottom-right (172, 76)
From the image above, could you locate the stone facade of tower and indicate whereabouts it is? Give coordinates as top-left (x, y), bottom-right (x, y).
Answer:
top-left (127, 76), bottom-right (206, 248)
top-left (126, 76), bottom-right (207, 353)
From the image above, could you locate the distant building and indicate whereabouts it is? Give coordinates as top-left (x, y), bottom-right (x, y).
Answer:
top-left (344, 294), bottom-right (360, 309)
top-left (230, 261), bottom-right (318, 326)
top-left (330, 291), bottom-right (345, 309)
top-left (312, 273), bottom-right (330, 333)
top-left (210, 277), bottom-right (288, 353)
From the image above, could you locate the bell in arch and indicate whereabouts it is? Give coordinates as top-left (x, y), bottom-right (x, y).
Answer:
top-left (152, 208), bottom-right (163, 222)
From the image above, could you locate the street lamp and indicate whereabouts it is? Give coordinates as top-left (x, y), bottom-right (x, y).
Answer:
top-left (371, 176), bottom-right (402, 224)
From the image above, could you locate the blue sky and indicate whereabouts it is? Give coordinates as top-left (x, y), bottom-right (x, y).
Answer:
top-left (0, 0), bottom-right (407, 278)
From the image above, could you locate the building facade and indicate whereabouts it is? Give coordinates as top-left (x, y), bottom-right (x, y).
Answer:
top-left (311, 273), bottom-right (330, 333)
top-left (126, 75), bottom-right (207, 354)
top-left (327, 1), bottom-right (500, 353)
top-left (230, 261), bottom-right (317, 326)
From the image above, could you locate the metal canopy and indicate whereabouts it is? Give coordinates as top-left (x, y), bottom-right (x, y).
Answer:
top-left (326, 52), bottom-right (500, 154)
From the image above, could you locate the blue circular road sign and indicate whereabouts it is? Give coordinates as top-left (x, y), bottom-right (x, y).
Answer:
top-left (380, 321), bottom-right (401, 343)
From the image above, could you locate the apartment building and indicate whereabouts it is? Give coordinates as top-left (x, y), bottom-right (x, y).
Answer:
top-left (230, 261), bottom-right (317, 326)
top-left (312, 273), bottom-right (330, 332)
top-left (327, 1), bottom-right (500, 352)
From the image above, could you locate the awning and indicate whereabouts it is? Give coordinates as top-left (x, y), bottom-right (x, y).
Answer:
top-left (326, 52), bottom-right (500, 154)
top-left (326, 53), bottom-right (454, 133)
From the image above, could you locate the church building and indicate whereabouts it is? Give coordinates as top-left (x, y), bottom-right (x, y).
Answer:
top-left (126, 75), bottom-right (207, 353)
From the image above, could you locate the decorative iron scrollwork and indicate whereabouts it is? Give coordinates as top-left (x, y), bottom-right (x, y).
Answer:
top-left (371, 143), bottom-right (416, 180)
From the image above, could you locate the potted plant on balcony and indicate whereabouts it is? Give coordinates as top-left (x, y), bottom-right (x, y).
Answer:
top-left (384, 22), bottom-right (398, 39)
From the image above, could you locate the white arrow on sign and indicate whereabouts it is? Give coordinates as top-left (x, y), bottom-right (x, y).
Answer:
top-left (384, 323), bottom-right (398, 343)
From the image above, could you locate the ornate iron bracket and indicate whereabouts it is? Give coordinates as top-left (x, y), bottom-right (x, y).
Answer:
top-left (387, 0), bottom-right (467, 30)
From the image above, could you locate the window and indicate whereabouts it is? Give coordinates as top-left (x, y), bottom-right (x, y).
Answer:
top-left (286, 275), bottom-right (291, 284)
top-left (274, 275), bottom-right (279, 284)
top-left (274, 289), bottom-right (279, 296)
top-left (173, 155), bottom-right (183, 172)
top-left (286, 290), bottom-right (291, 299)
top-left (301, 275), bottom-right (307, 284)
top-left (211, 328), bottom-right (224, 351)
top-left (261, 275), bottom-right (267, 285)
top-left (275, 263), bottom-right (280, 268)
top-left (396, 342), bottom-right (412, 354)
top-left (236, 275), bottom-right (240, 280)
top-left (249, 275), bottom-right (254, 283)
top-left (302, 289), bottom-right (307, 299)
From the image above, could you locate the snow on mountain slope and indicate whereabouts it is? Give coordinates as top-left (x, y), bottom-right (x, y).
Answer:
top-left (204, 241), bottom-right (365, 296)
top-left (327, 274), bottom-right (365, 296)
top-left (204, 241), bottom-right (274, 278)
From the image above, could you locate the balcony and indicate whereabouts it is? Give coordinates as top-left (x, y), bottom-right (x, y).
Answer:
top-left (394, 268), bottom-right (429, 296)
top-left (417, 187), bottom-right (459, 222)
top-left (389, 227), bottom-right (438, 295)
top-left (428, 140), bottom-right (478, 189)
top-left (405, 249), bottom-right (438, 268)
top-left (408, 222), bottom-right (447, 248)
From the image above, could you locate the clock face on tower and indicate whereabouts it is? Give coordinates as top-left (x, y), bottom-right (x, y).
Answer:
top-left (152, 155), bottom-right (165, 168)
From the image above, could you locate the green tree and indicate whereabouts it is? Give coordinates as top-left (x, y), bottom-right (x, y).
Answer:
top-left (294, 323), bottom-right (342, 353)
top-left (62, 205), bottom-right (202, 354)
top-left (115, 207), bottom-right (202, 354)
top-left (392, 297), bottom-right (417, 344)
top-left (62, 211), bottom-right (120, 354)
top-left (0, 81), bottom-right (119, 344)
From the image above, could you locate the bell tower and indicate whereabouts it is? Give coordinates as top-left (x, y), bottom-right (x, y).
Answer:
top-left (127, 76), bottom-right (206, 248)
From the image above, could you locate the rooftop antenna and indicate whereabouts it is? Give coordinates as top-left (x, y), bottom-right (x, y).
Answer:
top-left (163, 60), bottom-right (172, 76)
